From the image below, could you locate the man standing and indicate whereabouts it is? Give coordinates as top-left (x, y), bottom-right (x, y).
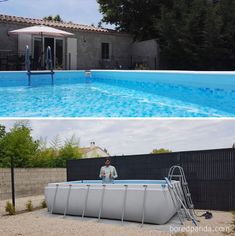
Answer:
top-left (99, 157), bottom-right (118, 183)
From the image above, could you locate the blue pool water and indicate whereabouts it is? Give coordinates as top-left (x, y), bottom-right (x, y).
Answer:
top-left (0, 70), bottom-right (235, 117)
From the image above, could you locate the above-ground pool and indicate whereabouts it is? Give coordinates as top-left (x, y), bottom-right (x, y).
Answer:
top-left (45, 180), bottom-right (182, 225)
top-left (0, 70), bottom-right (235, 117)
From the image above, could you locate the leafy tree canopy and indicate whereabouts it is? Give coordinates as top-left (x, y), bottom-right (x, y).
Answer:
top-left (43, 14), bottom-right (63, 22)
top-left (98, 0), bottom-right (235, 70)
top-left (0, 124), bottom-right (6, 139)
top-left (0, 122), bottom-right (39, 168)
top-left (0, 122), bottom-right (82, 168)
top-left (151, 148), bottom-right (172, 154)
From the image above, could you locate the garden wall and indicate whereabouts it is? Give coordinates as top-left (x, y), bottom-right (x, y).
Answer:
top-left (0, 168), bottom-right (66, 200)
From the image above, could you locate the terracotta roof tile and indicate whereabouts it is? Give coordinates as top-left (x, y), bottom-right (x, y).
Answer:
top-left (0, 14), bottom-right (114, 33)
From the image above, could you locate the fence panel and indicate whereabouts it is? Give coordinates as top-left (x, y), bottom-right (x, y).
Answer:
top-left (67, 148), bottom-right (235, 211)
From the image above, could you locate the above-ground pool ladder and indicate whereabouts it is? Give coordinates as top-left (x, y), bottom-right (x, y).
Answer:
top-left (50, 183), bottom-right (149, 227)
top-left (25, 45), bottom-right (55, 86)
top-left (165, 165), bottom-right (198, 226)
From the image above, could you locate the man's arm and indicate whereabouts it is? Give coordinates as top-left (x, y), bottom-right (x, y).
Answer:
top-left (99, 167), bottom-right (104, 179)
top-left (112, 167), bottom-right (118, 179)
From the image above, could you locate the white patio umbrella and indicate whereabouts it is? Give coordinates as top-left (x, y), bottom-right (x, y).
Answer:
top-left (8, 25), bottom-right (74, 37)
top-left (9, 25), bottom-right (74, 68)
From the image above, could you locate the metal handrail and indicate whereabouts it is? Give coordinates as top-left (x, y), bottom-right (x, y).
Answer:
top-left (25, 45), bottom-right (30, 72)
top-left (165, 177), bottom-right (197, 226)
top-left (46, 46), bottom-right (53, 71)
top-left (168, 166), bottom-right (195, 212)
top-left (25, 45), bottom-right (54, 86)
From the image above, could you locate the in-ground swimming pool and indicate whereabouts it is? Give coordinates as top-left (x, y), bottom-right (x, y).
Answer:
top-left (45, 180), bottom-right (182, 224)
top-left (0, 70), bottom-right (235, 117)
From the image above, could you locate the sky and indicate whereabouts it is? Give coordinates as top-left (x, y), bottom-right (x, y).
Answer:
top-left (0, 0), bottom-right (109, 27)
top-left (1, 119), bottom-right (235, 156)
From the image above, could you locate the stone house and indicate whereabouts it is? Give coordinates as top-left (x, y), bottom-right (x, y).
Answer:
top-left (0, 14), bottom-right (159, 70)
top-left (80, 142), bottom-right (109, 158)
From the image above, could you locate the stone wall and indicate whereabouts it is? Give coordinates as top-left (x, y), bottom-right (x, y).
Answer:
top-left (75, 30), bottom-right (133, 70)
top-left (0, 22), bottom-right (20, 52)
top-left (0, 168), bottom-right (66, 200)
top-left (132, 39), bottom-right (159, 69)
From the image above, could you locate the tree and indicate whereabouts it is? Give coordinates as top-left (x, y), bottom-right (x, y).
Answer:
top-left (156, 0), bottom-right (208, 69)
top-left (0, 123), bottom-right (84, 168)
top-left (98, 0), bottom-right (165, 40)
top-left (54, 15), bottom-right (63, 22)
top-left (43, 15), bottom-right (63, 22)
top-left (56, 144), bottom-right (82, 167)
top-left (50, 135), bottom-right (62, 153)
top-left (0, 124), bottom-right (6, 167)
top-left (43, 15), bottom-right (53, 21)
top-left (55, 135), bottom-right (82, 167)
top-left (151, 148), bottom-right (172, 154)
top-left (202, 0), bottom-right (235, 70)
top-left (0, 122), bottom-right (39, 168)
top-left (0, 124), bottom-right (6, 139)
top-left (98, 0), bottom-right (235, 70)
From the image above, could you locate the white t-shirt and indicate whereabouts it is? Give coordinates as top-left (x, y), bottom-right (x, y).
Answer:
top-left (99, 165), bottom-right (118, 183)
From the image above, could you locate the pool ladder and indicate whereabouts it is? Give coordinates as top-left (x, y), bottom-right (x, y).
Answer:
top-left (166, 165), bottom-right (198, 226)
top-left (25, 45), bottom-right (55, 86)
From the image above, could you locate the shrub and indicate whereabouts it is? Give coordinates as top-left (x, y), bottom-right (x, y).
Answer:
top-left (26, 200), bottom-right (33, 211)
top-left (41, 199), bottom-right (47, 208)
top-left (5, 201), bottom-right (16, 215)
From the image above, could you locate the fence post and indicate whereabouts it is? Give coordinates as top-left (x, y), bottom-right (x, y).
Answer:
top-left (10, 156), bottom-right (15, 207)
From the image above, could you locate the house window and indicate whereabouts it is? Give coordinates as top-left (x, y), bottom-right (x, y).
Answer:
top-left (101, 43), bottom-right (110, 60)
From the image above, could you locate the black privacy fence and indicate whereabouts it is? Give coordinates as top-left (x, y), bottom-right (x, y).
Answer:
top-left (67, 148), bottom-right (235, 211)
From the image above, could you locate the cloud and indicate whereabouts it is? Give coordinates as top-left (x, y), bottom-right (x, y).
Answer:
top-left (1, 119), bottom-right (235, 156)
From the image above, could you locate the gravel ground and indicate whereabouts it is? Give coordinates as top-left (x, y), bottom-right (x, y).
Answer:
top-left (0, 196), bottom-right (234, 236)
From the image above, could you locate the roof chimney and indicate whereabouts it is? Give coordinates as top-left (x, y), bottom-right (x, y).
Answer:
top-left (90, 142), bottom-right (96, 148)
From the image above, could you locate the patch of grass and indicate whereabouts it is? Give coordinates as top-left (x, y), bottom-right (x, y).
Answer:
top-left (5, 201), bottom-right (15, 215)
top-left (41, 199), bottom-right (47, 208)
top-left (26, 200), bottom-right (33, 212)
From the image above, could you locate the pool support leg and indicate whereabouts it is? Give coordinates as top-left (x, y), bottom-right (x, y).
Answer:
top-left (141, 185), bottom-right (148, 227)
top-left (82, 185), bottom-right (90, 220)
top-left (51, 184), bottom-right (59, 214)
top-left (63, 184), bottom-right (72, 218)
top-left (98, 185), bottom-right (106, 222)
top-left (121, 185), bottom-right (128, 224)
